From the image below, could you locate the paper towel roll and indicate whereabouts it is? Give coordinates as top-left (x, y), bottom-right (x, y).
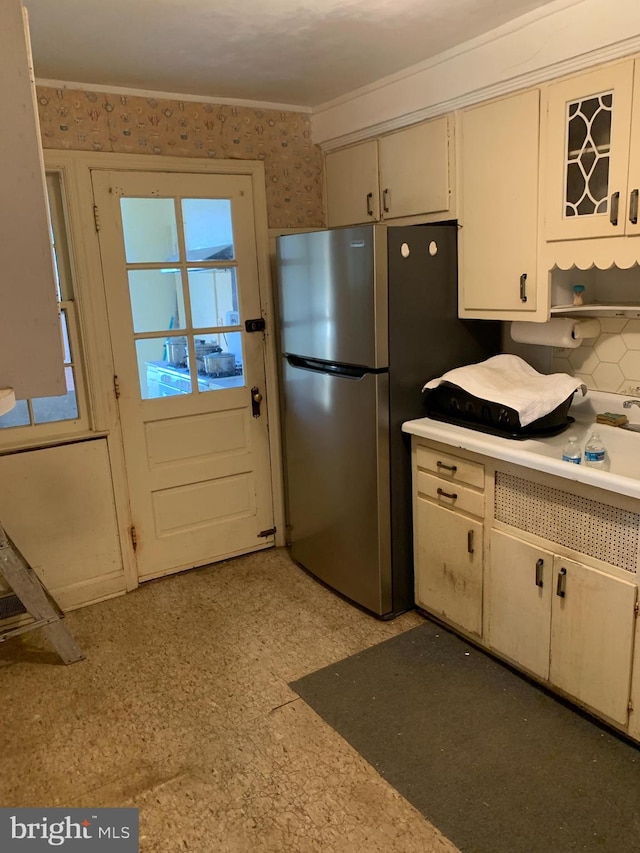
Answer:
top-left (0, 388), bottom-right (16, 416)
top-left (509, 318), bottom-right (601, 348)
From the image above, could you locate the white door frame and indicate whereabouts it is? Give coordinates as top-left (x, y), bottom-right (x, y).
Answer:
top-left (44, 150), bottom-right (286, 592)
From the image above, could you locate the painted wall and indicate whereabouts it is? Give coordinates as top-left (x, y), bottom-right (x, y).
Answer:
top-left (312, 0), bottom-right (640, 147)
top-left (36, 85), bottom-right (325, 230)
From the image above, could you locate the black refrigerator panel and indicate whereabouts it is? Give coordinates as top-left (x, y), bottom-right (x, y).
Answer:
top-left (386, 224), bottom-right (500, 613)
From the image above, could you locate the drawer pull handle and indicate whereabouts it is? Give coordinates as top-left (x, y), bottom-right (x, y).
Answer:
top-left (436, 461), bottom-right (457, 473)
top-left (610, 191), bottom-right (620, 226)
top-left (467, 530), bottom-right (474, 554)
top-left (556, 566), bottom-right (567, 598)
top-left (436, 487), bottom-right (457, 500)
top-left (535, 558), bottom-right (544, 588)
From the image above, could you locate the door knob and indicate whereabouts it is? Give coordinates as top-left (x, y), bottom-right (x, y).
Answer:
top-left (251, 386), bottom-right (263, 418)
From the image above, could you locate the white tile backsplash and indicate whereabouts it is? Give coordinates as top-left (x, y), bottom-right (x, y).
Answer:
top-left (552, 319), bottom-right (640, 394)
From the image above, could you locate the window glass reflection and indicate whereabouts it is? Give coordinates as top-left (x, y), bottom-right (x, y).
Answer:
top-left (182, 199), bottom-right (234, 262)
top-left (188, 267), bottom-right (238, 329)
top-left (128, 269), bottom-right (185, 333)
top-left (137, 338), bottom-right (193, 400)
top-left (33, 367), bottom-right (78, 423)
top-left (120, 198), bottom-right (179, 263)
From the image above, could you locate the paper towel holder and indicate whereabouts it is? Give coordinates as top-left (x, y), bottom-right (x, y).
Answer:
top-left (509, 318), bottom-right (601, 348)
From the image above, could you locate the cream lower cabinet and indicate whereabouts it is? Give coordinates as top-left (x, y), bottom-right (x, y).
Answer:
top-left (487, 531), bottom-right (553, 681)
top-left (488, 529), bottom-right (637, 726)
top-left (413, 443), bottom-right (485, 636)
top-left (415, 499), bottom-right (483, 636)
top-left (550, 555), bottom-right (636, 726)
top-left (411, 436), bottom-right (640, 740)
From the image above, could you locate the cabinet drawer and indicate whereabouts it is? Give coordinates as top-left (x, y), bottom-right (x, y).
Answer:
top-left (416, 470), bottom-right (484, 518)
top-left (416, 444), bottom-right (484, 489)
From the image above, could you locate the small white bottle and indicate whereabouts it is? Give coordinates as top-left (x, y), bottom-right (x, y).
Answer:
top-left (561, 435), bottom-right (582, 464)
top-left (584, 432), bottom-right (608, 469)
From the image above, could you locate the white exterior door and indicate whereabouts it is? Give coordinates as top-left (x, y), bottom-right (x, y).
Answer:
top-left (92, 169), bottom-right (275, 581)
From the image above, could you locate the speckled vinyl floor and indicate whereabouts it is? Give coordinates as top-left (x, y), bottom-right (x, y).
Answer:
top-left (0, 548), bottom-right (460, 853)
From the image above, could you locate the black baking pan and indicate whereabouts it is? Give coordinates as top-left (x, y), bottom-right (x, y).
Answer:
top-left (422, 381), bottom-right (575, 440)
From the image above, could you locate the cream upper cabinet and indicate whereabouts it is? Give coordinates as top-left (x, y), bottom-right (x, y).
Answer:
top-left (325, 116), bottom-right (452, 227)
top-left (543, 60), bottom-right (640, 241)
top-left (458, 89), bottom-right (541, 320)
top-left (325, 140), bottom-right (379, 227)
top-left (0, 0), bottom-right (65, 400)
top-left (377, 117), bottom-right (450, 220)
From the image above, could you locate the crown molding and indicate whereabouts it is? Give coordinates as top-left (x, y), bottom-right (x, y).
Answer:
top-left (35, 78), bottom-right (311, 114)
top-left (317, 34), bottom-right (640, 152)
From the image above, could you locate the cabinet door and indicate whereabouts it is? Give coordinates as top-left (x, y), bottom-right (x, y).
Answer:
top-left (625, 61), bottom-right (640, 237)
top-left (0, 0), bottom-right (65, 399)
top-left (415, 497), bottom-right (483, 635)
top-left (325, 141), bottom-right (379, 227)
top-left (378, 117), bottom-right (450, 219)
top-left (458, 89), bottom-right (540, 315)
top-left (487, 531), bottom-right (552, 681)
top-left (544, 61), bottom-right (634, 241)
top-left (550, 556), bottom-right (637, 725)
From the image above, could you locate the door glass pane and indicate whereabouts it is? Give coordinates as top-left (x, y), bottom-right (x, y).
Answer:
top-left (565, 92), bottom-right (612, 218)
top-left (128, 269), bottom-right (185, 333)
top-left (193, 333), bottom-right (244, 393)
top-left (188, 267), bottom-right (238, 329)
top-left (0, 399), bottom-right (30, 429)
top-left (182, 199), bottom-right (235, 261)
top-left (120, 198), bottom-right (179, 263)
top-left (33, 367), bottom-right (78, 423)
top-left (60, 310), bottom-right (71, 363)
top-left (137, 338), bottom-right (193, 400)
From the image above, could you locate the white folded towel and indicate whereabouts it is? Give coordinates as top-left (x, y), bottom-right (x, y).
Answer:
top-left (423, 354), bottom-right (586, 427)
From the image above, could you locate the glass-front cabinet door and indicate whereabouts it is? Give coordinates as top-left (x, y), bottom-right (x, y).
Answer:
top-left (544, 60), bottom-right (635, 241)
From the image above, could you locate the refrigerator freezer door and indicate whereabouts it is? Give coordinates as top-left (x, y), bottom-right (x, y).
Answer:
top-left (276, 225), bottom-right (388, 369)
top-left (282, 358), bottom-right (391, 615)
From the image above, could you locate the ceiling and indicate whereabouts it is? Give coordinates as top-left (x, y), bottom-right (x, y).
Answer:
top-left (24, 0), bottom-right (565, 108)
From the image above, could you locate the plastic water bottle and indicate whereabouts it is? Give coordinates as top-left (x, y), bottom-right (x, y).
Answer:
top-left (584, 432), bottom-right (608, 469)
top-left (561, 435), bottom-right (582, 464)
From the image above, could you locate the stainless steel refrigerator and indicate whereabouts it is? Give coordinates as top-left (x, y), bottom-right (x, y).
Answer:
top-left (275, 223), bottom-right (498, 617)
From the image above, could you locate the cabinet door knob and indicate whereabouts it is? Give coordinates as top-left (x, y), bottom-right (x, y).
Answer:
top-left (382, 188), bottom-right (390, 213)
top-left (519, 273), bottom-right (528, 303)
top-left (535, 557), bottom-right (544, 588)
top-left (366, 192), bottom-right (374, 217)
top-left (630, 189), bottom-right (639, 225)
top-left (610, 191), bottom-right (620, 226)
top-left (556, 566), bottom-right (567, 598)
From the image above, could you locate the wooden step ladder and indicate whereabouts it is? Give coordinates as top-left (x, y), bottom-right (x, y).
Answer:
top-left (0, 522), bottom-right (84, 664)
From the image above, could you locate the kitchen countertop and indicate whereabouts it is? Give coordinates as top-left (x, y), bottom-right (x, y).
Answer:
top-left (403, 389), bottom-right (640, 501)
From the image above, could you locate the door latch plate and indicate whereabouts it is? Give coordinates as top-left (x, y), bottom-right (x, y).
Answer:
top-left (245, 317), bottom-right (266, 333)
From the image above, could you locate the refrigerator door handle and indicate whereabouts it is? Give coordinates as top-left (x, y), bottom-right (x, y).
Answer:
top-left (285, 354), bottom-right (383, 380)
